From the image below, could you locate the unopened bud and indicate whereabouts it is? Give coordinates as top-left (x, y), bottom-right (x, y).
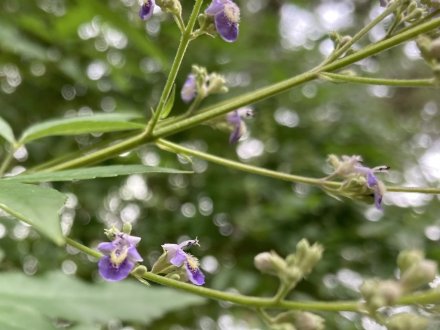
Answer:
top-left (361, 279), bottom-right (402, 311)
top-left (400, 260), bottom-right (437, 291)
top-left (386, 313), bottom-right (429, 330)
top-left (271, 323), bottom-right (296, 330)
top-left (294, 312), bottom-right (325, 330)
top-left (122, 222), bottom-right (132, 234)
top-left (397, 250), bottom-right (424, 273)
top-left (295, 239), bottom-right (323, 276)
top-left (166, 273), bottom-right (181, 281)
top-left (254, 251), bottom-right (287, 276)
top-left (132, 265), bottom-right (148, 276)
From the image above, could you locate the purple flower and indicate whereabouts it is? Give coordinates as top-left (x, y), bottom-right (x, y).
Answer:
top-left (205, 0), bottom-right (240, 42)
top-left (162, 239), bottom-right (205, 285)
top-left (181, 74), bottom-right (197, 103)
top-left (139, 0), bottom-right (155, 20)
top-left (226, 107), bottom-right (253, 143)
top-left (353, 162), bottom-right (389, 210)
top-left (97, 232), bottom-right (143, 281)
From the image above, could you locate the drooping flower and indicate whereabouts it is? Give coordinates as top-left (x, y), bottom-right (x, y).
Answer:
top-left (226, 107), bottom-right (253, 143)
top-left (353, 162), bottom-right (389, 210)
top-left (97, 232), bottom-right (143, 281)
top-left (139, 0), bottom-right (155, 20)
top-left (205, 0), bottom-right (240, 42)
top-left (181, 74), bottom-right (197, 103)
top-left (162, 239), bottom-right (205, 285)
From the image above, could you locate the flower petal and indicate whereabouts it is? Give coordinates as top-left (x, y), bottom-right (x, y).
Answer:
top-left (185, 263), bottom-right (205, 285)
top-left (214, 12), bottom-right (239, 43)
top-left (97, 242), bottom-right (115, 255)
top-left (127, 246), bottom-right (143, 263)
top-left (205, 0), bottom-right (225, 16)
top-left (139, 0), bottom-right (155, 20)
top-left (366, 171), bottom-right (378, 188)
top-left (181, 74), bottom-right (197, 103)
top-left (162, 244), bottom-right (187, 266)
top-left (98, 256), bottom-right (134, 281)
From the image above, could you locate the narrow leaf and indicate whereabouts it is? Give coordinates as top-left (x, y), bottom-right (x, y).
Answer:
top-left (160, 84), bottom-right (176, 119)
top-left (0, 272), bottom-right (205, 324)
top-left (0, 116), bottom-right (16, 145)
top-left (19, 113), bottom-right (146, 144)
top-left (0, 182), bottom-right (66, 245)
top-left (4, 165), bottom-right (192, 183)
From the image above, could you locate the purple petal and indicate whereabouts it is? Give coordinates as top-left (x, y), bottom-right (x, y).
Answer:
top-left (97, 242), bottom-right (115, 255)
top-left (127, 246), bottom-right (143, 263)
top-left (139, 0), bottom-right (155, 20)
top-left (205, 0), bottom-right (225, 16)
top-left (229, 122), bottom-right (243, 144)
top-left (214, 11), bottom-right (239, 43)
top-left (227, 111), bottom-right (241, 126)
top-left (169, 249), bottom-right (187, 266)
top-left (124, 234), bottom-right (141, 246)
top-left (181, 74), bottom-right (197, 103)
top-left (98, 256), bottom-right (134, 281)
top-left (366, 172), bottom-right (378, 188)
top-left (185, 263), bottom-right (205, 285)
top-left (374, 189), bottom-right (383, 210)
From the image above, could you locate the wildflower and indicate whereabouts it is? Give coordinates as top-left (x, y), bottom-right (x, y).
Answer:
top-left (97, 232), bottom-right (143, 281)
top-left (181, 74), bottom-right (197, 103)
top-left (352, 161), bottom-right (389, 210)
top-left (139, 0), bottom-right (155, 20)
top-left (162, 239), bottom-right (205, 285)
top-left (205, 0), bottom-right (240, 42)
top-left (226, 107), bottom-right (253, 143)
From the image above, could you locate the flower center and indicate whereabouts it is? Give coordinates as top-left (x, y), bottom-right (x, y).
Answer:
top-left (223, 2), bottom-right (240, 24)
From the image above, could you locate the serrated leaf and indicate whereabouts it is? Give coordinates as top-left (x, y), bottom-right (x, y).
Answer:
top-left (160, 85), bottom-right (176, 119)
top-left (0, 116), bottom-right (16, 145)
top-left (0, 272), bottom-right (205, 324)
top-left (4, 165), bottom-right (192, 183)
top-left (0, 303), bottom-right (55, 330)
top-left (19, 113), bottom-right (146, 144)
top-left (0, 182), bottom-right (66, 245)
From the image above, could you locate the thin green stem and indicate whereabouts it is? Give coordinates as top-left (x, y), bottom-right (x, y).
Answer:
top-left (156, 138), bottom-right (339, 187)
top-left (319, 72), bottom-right (436, 87)
top-left (0, 149), bottom-right (14, 177)
top-left (386, 186), bottom-right (440, 194)
top-left (322, 0), bottom-right (401, 65)
top-left (65, 237), bottom-right (102, 259)
top-left (144, 0), bottom-right (204, 136)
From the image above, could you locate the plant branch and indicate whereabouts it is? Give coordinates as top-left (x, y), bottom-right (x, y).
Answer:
top-left (319, 72), bottom-right (436, 87)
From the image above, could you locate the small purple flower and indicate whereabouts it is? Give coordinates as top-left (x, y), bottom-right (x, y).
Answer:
top-left (139, 0), bottom-right (155, 20)
top-left (353, 162), bottom-right (389, 210)
top-left (181, 74), bottom-right (197, 103)
top-left (162, 239), bottom-right (205, 285)
top-left (97, 232), bottom-right (143, 282)
top-left (226, 107), bottom-right (253, 143)
top-left (205, 0), bottom-right (240, 42)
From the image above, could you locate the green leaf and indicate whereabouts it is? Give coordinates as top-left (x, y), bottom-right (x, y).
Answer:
top-left (0, 272), bottom-right (205, 325)
top-left (0, 303), bottom-right (55, 330)
top-left (161, 84), bottom-right (176, 119)
top-left (0, 182), bottom-right (66, 245)
top-left (0, 116), bottom-right (16, 145)
top-left (4, 165), bottom-right (192, 183)
top-left (19, 113), bottom-right (146, 144)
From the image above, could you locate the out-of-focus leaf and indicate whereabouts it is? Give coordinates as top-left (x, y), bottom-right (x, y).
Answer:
top-left (0, 21), bottom-right (48, 61)
top-left (4, 165), bottom-right (192, 183)
top-left (0, 303), bottom-right (55, 330)
top-left (0, 182), bottom-right (65, 245)
top-left (0, 272), bottom-right (206, 324)
top-left (161, 85), bottom-right (176, 119)
top-left (0, 116), bottom-right (16, 144)
top-left (19, 113), bottom-right (145, 144)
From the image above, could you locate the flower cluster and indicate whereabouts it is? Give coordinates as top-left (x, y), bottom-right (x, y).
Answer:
top-left (226, 107), bottom-right (253, 143)
top-left (180, 66), bottom-right (228, 103)
top-left (97, 229), bottom-right (143, 282)
top-left (205, 0), bottom-right (240, 42)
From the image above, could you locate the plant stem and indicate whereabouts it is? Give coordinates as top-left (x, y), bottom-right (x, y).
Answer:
top-left (319, 72), bottom-right (436, 87)
top-left (0, 149), bottom-right (14, 177)
top-left (66, 237), bottom-right (102, 259)
top-left (321, 0), bottom-right (401, 65)
top-left (144, 0), bottom-right (204, 136)
top-left (35, 16), bottom-right (440, 172)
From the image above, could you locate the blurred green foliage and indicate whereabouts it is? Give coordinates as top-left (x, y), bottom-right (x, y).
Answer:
top-left (1, 0), bottom-right (440, 328)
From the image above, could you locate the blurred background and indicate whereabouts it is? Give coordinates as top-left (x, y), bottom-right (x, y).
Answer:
top-left (1, 0), bottom-right (440, 329)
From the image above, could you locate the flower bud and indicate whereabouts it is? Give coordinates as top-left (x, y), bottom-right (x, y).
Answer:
top-left (294, 312), bottom-right (325, 330)
top-left (132, 265), bottom-right (148, 276)
top-left (386, 313), bottom-right (429, 330)
top-left (122, 222), bottom-right (132, 235)
top-left (295, 239), bottom-right (323, 276)
top-left (397, 250), bottom-right (424, 273)
top-left (360, 279), bottom-right (402, 311)
top-left (254, 251), bottom-right (287, 276)
top-left (400, 260), bottom-right (437, 292)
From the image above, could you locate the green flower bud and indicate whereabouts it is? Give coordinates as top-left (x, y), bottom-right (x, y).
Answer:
top-left (254, 251), bottom-right (287, 276)
top-left (361, 279), bottom-right (403, 311)
top-left (400, 260), bottom-right (437, 292)
top-left (132, 265), bottom-right (148, 276)
top-left (386, 313), bottom-right (429, 330)
top-left (271, 323), bottom-right (297, 330)
top-left (294, 312), bottom-right (325, 330)
top-left (122, 222), bottom-right (132, 235)
top-left (397, 250), bottom-right (424, 273)
top-left (295, 239), bottom-right (323, 276)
